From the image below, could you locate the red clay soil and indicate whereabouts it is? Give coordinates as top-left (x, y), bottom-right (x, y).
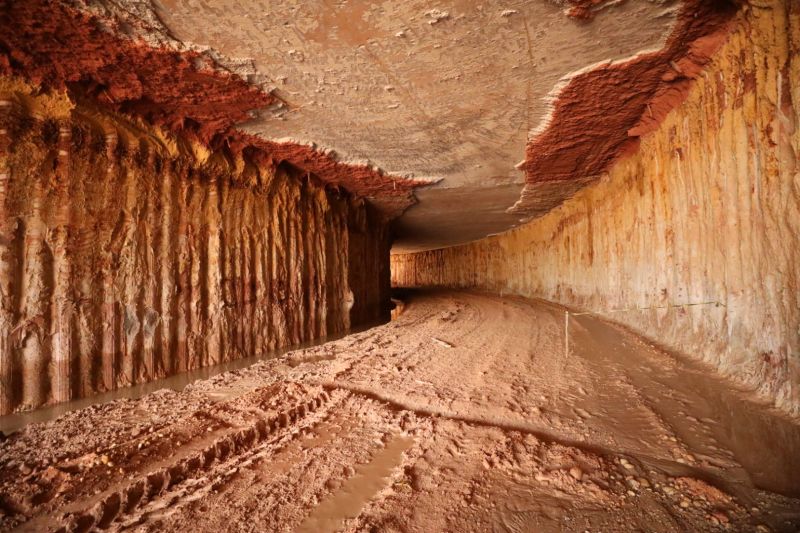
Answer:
top-left (260, 142), bottom-right (420, 218)
top-left (227, 131), bottom-right (422, 218)
top-left (510, 0), bottom-right (740, 217)
top-left (0, 0), bottom-right (420, 219)
top-left (0, 0), bottom-right (271, 142)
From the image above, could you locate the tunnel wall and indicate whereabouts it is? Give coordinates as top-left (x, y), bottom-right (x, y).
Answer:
top-left (392, 3), bottom-right (800, 414)
top-left (0, 82), bottom-right (390, 415)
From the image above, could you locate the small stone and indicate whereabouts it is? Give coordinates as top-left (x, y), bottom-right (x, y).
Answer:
top-left (100, 455), bottom-right (110, 465)
top-left (679, 499), bottom-right (691, 509)
top-left (569, 466), bottom-right (583, 481)
top-left (710, 511), bottom-right (729, 524)
top-left (425, 9), bottom-right (450, 24)
top-left (19, 464), bottom-right (32, 475)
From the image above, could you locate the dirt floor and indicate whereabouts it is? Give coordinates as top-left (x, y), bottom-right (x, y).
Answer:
top-left (0, 289), bottom-right (799, 532)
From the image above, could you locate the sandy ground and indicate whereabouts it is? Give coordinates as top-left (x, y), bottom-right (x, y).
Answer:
top-left (0, 289), bottom-right (798, 532)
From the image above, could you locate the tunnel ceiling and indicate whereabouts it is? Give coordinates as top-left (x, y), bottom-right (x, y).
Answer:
top-left (1, 0), bottom-right (736, 252)
top-left (150, 0), bottom-right (685, 252)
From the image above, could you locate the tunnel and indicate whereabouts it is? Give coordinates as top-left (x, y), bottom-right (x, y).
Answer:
top-left (0, 0), bottom-right (798, 531)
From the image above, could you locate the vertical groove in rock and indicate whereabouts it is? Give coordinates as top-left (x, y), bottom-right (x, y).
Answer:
top-left (0, 84), bottom-right (390, 416)
top-left (50, 121), bottom-right (72, 404)
top-left (0, 99), bottom-right (14, 414)
top-left (99, 128), bottom-right (116, 393)
top-left (392, 1), bottom-right (800, 415)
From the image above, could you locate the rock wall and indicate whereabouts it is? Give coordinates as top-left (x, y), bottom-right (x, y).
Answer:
top-left (392, 2), bottom-right (800, 414)
top-left (0, 82), bottom-right (390, 415)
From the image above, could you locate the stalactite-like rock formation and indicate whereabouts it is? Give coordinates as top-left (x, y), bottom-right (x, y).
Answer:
top-left (0, 82), bottom-right (390, 415)
top-left (393, 1), bottom-right (800, 414)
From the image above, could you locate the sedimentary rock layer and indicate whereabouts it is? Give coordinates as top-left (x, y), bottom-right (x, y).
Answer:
top-left (510, 0), bottom-right (738, 219)
top-left (0, 83), bottom-right (390, 416)
top-left (0, 0), bottom-right (422, 219)
top-left (393, 1), bottom-right (800, 414)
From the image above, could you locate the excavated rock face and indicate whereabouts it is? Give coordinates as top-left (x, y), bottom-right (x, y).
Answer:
top-left (0, 0), bottom-right (271, 142)
top-left (393, 1), bottom-right (800, 414)
top-left (0, 0), bottom-right (423, 220)
top-left (1, 0), bottom-right (741, 248)
top-left (0, 0), bottom-right (413, 415)
top-left (148, 0), bottom-right (686, 251)
top-left (0, 83), bottom-right (390, 415)
top-left (509, 0), bottom-right (738, 219)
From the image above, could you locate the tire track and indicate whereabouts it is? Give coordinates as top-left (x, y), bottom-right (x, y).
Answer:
top-left (18, 386), bottom-right (335, 532)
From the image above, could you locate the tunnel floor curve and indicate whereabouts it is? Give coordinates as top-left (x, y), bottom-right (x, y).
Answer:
top-left (0, 290), bottom-right (798, 532)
